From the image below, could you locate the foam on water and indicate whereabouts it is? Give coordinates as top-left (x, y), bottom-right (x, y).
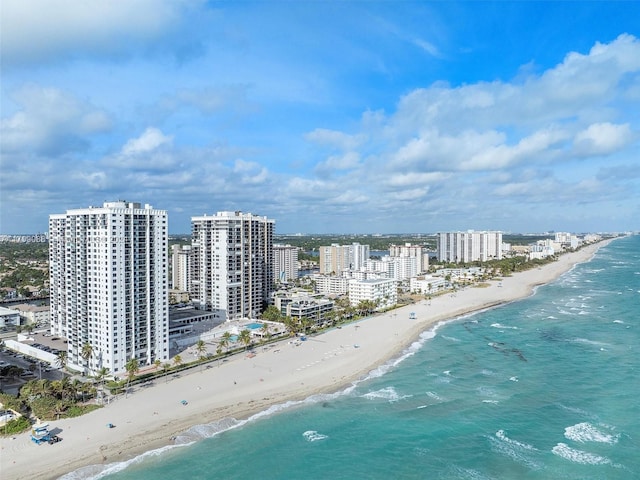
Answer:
top-left (69, 236), bottom-right (640, 480)
top-left (490, 323), bottom-right (518, 330)
top-left (488, 430), bottom-right (540, 469)
top-left (552, 443), bottom-right (612, 465)
top-left (564, 422), bottom-right (619, 444)
top-left (303, 430), bottom-right (328, 442)
top-left (59, 443), bottom-right (185, 480)
top-left (361, 386), bottom-right (410, 402)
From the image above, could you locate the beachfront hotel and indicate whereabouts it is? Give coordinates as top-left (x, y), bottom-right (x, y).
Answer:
top-left (190, 211), bottom-right (275, 321)
top-left (437, 230), bottom-right (503, 263)
top-left (49, 201), bottom-right (169, 375)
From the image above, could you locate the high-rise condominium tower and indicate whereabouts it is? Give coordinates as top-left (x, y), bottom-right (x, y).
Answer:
top-left (273, 244), bottom-right (299, 282)
top-left (319, 243), bottom-right (370, 274)
top-left (437, 230), bottom-right (503, 263)
top-left (190, 211), bottom-right (274, 321)
top-left (49, 201), bottom-right (168, 375)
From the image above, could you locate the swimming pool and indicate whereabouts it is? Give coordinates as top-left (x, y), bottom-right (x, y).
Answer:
top-left (245, 322), bottom-right (264, 330)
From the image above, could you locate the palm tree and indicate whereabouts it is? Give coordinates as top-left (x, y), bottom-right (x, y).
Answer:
top-left (259, 323), bottom-right (271, 349)
top-left (261, 305), bottom-right (282, 322)
top-left (55, 350), bottom-right (68, 371)
top-left (53, 401), bottom-right (67, 420)
top-left (238, 329), bottom-right (252, 351)
top-left (95, 367), bottom-right (110, 404)
top-left (173, 354), bottom-right (183, 368)
top-left (299, 317), bottom-right (312, 335)
top-left (220, 332), bottom-right (232, 353)
top-left (154, 359), bottom-right (161, 371)
top-left (72, 379), bottom-right (85, 402)
top-left (216, 344), bottom-right (223, 367)
top-left (195, 340), bottom-right (207, 361)
top-left (283, 316), bottom-right (298, 336)
top-left (81, 342), bottom-right (94, 374)
top-left (195, 340), bottom-right (207, 371)
top-left (125, 357), bottom-right (139, 397)
top-left (161, 362), bottom-right (171, 383)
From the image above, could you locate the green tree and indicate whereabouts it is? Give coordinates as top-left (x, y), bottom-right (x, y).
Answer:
top-left (195, 340), bottom-right (207, 361)
top-left (238, 329), bottom-right (252, 351)
top-left (125, 358), bottom-right (139, 397)
top-left (216, 344), bottom-right (223, 367)
top-left (55, 350), bottom-right (68, 371)
top-left (261, 305), bottom-right (282, 322)
top-left (173, 355), bottom-right (183, 368)
top-left (95, 367), bottom-right (110, 404)
top-left (161, 363), bottom-right (171, 383)
top-left (195, 340), bottom-right (207, 372)
top-left (220, 332), bottom-right (232, 353)
top-left (81, 342), bottom-right (94, 374)
top-left (53, 401), bottom-right (67, 420)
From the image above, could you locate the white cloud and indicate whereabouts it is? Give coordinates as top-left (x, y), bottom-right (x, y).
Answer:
top-left (315, 152), bottom-right (361, 175)
top-left (233, 159), bottom-right (268, 185)
top-left (413, 38), bottom-right (440, 57)
top-left (573, 122), bottom-right (635, 157)
top-left (122, 128), bottom-right (173, 156)
top-left (0, 85), bottom-right (111, 155)
top-left (1, 0), bottom-right (201, 66)
top-left (305, 129), bottom-right (366, 150)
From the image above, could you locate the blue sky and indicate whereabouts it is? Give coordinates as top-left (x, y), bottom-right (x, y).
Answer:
top-left (1, 1), bottom-right (639, 234)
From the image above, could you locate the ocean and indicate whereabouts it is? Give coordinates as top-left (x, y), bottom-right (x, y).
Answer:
top-left (65, 235), bottom-right (639, 479)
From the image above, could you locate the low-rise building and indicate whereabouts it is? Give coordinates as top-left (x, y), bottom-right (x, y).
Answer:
top-left (310, 274), bottom-right (350, 296)
top-left (0, 306), bottom-right (21, 327)
top-left (409, 276), bottom-right (447, 295)
top-left (10, 304), bottom-right (50, 326)
top-left (348, 278), bottom-right (397, 310)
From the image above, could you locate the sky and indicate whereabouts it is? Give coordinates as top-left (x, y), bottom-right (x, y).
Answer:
top-left (1, 1), bottom-right (639, 235)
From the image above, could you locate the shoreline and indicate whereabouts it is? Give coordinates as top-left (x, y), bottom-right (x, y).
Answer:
top-left (0, 239), bottom-right (612, 480)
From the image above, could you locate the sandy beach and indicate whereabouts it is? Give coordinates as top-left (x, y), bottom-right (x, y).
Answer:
top-left (0, 240), bottom-right (610, 480)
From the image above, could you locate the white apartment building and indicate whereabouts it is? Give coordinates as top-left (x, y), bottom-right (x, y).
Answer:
top-left (554, 232), bottom-right (581, 249)
top-left (309, 274), bottom-right (350, 296)
top-left (389, 243), bottom-right (429, 273)
top-left (348, 278), bottom-right (397, 310)
top-left (319, 243), bottom-right (370, 274)
top-left (11, 304), bottom-right (50, 326)
top-left (363, 255), bottom-right (418, 281)
top-left (274, 244), bottom-right (299, 282)
top-left (190, 211), bottom-right (274, 321)
top-left (49, 201), bottom-right (169, 375)
top-left (0, 306), bottom-right (21, 327)
top-left (409, 275), bottom-right (447, 295)
top-left (437, 231), bottom-right (503, 263)
top-left (171, 244), bottom-right (191, 291)
top-left (272, 290), bottom-right (334, 325)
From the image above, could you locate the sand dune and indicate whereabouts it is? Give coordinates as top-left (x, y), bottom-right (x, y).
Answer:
top-left (0, 240), bottom-right (609, 480)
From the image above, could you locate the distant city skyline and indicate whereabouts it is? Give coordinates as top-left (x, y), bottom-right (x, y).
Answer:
top-left (1, 1), bottom-right (639, 234)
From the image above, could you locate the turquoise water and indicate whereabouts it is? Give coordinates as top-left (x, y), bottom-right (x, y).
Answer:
top-left (245, 322), bottom-right (264, 330)
top-left (64, 236), bottom-right (639, 479)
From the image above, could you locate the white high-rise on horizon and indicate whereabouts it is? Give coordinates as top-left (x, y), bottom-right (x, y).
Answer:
top-left (319, 243), bottom-right (370, 274)
top-left (273, 244), bottom-right (299, 282)
top-left (190, 211), bottom-right (274, 321)
top-left (49, 201), bottom-right (169, 375)
top-left (437, 231), bottom-right (503, 263)
top-left (389, 243), bottom-right (429, 273)
top-left (171, 244), bottom-right (191, 291)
